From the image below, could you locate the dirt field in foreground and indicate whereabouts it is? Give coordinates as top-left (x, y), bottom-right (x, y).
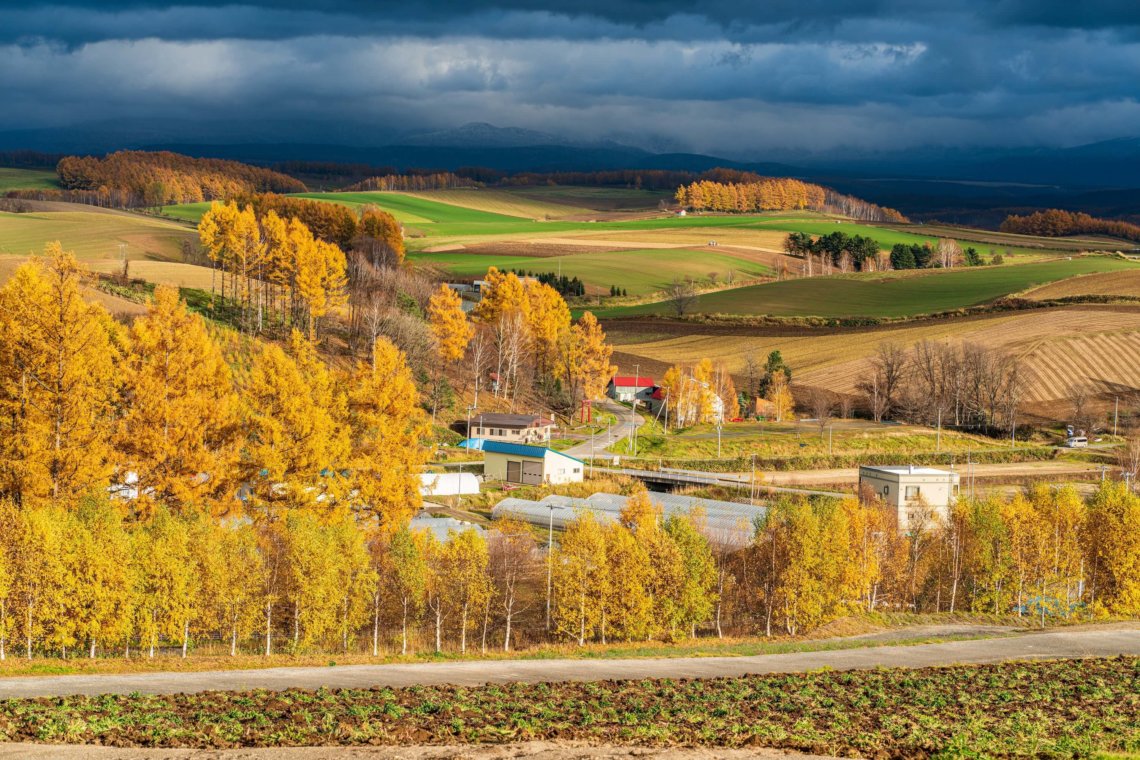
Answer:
top-left (0, 743), bottom-right (831, 760)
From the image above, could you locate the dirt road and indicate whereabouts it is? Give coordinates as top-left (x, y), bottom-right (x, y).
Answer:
top-left (0, 741), bottom-right (833, 759)
top-left (0, 624), bottom-right (1135, 700)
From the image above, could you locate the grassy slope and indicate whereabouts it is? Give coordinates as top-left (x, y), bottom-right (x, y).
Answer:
top-left (596, 257), bottom-right (1136, 319)
top-left (0, 167), bottom-right (59, 191)
top-left (411, 248), bottom-right (772, 295)
top-left (0, 209), bottom-right (197, 261)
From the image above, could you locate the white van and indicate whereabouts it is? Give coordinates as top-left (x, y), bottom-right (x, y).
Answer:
top-left (1064, 436), bottom-right (1088, 448)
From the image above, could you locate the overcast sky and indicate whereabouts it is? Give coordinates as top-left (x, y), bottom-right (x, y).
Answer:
top-left (2, 1), bottom-right (1138, 156)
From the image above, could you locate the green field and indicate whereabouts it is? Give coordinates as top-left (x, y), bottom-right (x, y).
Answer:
top-left (411, 248), bottom-right (771, 295)
top-left (164, 194), bottom-right (1083, 261)
top-left (595, 256), bottom-right (1137, 319)
top-left (0, 167), bottom-right (59, 192)
top-left (0, 209), bottom-right (196, 261)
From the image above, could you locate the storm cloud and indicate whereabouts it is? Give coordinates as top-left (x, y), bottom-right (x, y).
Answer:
top-left (2, 1), bottom-right (1138, 155)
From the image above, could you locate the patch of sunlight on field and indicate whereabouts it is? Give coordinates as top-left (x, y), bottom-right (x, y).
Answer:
top-left (0, 210), bottom-right (196, 261)
top-left (413, 247), bottom-right (772, 295)
top-left (86, 259), bottom-right (218, 291)
top-left (404, 189), bottom-right (595, 218)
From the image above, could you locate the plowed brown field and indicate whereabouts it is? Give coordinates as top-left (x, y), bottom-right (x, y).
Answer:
top-left (610, 305), bottom-right (1140, 403)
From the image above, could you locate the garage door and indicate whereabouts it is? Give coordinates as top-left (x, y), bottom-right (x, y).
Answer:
top-left (506, 460), bottom-right (522, 483)
top-left (522, 460), bottom-right (544, 485)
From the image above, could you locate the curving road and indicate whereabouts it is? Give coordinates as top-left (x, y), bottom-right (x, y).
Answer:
top-left (0, 624), bottom-right (1136, 699)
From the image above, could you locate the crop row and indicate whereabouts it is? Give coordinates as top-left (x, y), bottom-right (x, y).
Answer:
top-left (0, 657), bottom-right (1136, 756)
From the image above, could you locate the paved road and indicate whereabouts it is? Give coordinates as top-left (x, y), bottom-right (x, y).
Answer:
top-left (0, 625), bottom-right (1135, 699)
top-left (563, 399), bottom-right (640, 461)
top-left (602, 466), bottom-right (846, 499)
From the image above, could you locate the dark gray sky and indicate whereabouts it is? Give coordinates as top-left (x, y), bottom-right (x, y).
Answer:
top-left (3, 1), bottom-right (1139, 155)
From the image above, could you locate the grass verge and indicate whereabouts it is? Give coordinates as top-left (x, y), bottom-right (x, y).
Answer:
top-left (0, 657), bottom-right (1134, 754)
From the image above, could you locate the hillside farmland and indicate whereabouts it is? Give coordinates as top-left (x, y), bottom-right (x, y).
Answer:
top-left (0, 207), bottom-right (196, 261)
top-left (608, 304), bottom-right (1140, 405)
top-left (595, 256), bottom-right (1136, 319)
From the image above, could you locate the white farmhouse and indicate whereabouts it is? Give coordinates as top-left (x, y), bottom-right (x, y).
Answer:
top-left (858, 465), bottom-right (961, 531)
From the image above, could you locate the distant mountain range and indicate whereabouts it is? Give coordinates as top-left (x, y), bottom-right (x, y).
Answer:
top-left (2, 120), bottom-right (1139, 220)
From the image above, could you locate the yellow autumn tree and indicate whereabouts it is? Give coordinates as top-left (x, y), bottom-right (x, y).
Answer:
top-left (560, 311), bottom-right (616, 404)
top-left (441, 529), bottom-right (492, 654)
top-left (663, 513), bottom-right (717, 638)
top-left (347, 337), bottom-right (432, 531)
top-left (473, 267), bottom-right (528, 323)
top-left (241, 331), bottom-right (351, 511)
top-left (72, 498), bottom-right (134, 657)
top-left (601, 522), bottom-right (652, 642)
top-left (524, 279), bottom-right (571, 375)
top-left (427, 283), bottom-right (473, 363)
top-left (118, 285), bottom-right (241, 515)
top-left (765, 371), bottom-right (795, 422)
top-left (554, 513), bottom-right (608, 645)
top-left (0, 244), bottom-right (119, 508)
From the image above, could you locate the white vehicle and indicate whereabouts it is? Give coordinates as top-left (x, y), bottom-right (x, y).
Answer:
top-left (1064, 436), bottom-right (1088, 448)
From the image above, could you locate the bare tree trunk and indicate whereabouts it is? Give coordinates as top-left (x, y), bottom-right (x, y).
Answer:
top-left (265, 601), bottom-right (273, 656)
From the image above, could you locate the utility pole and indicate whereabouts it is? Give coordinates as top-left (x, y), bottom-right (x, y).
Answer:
top-left (716, 421), bottom-right (722, 459)
top-left (750, 453), bottom-right (757, 504)
top-left (936, 407), bottom-right (942, 452)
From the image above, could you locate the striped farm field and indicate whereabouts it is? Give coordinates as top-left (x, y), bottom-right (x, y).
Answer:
top-left (411, 247), bottom-right (771, 296)
top-left (610, 304), bottom-right (1140, 403)
top-left (0, 208), bottom-right (196, 261)
top-left (1024, 269), bottom-right (1140, 300)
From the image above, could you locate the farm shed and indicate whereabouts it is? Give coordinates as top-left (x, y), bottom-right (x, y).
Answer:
top-left (419, 472), bottom-right (480, 497)
top-left (607, 375), bottom-right (656, 403)
top-left (459, 439), bottom-right (584, 485)
top-left (859, 465), bottom-right (960, 531)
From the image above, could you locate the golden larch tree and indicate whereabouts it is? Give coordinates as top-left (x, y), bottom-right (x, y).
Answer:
top-left (118, 286), bottom-right (241, 516)
top-left (0, 245), bottom-right (119, 508)
top-left (347, 337), bottom-right (432, 531)
top-left (427, 283), bottom-right (474, 363)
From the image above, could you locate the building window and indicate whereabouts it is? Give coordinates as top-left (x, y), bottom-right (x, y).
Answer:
top-left (573, 467), bottom-right (581, 474)
top-left (882, 486), bottom-right (889, 496)
top-left (905, 486), bottom-right (920, 500)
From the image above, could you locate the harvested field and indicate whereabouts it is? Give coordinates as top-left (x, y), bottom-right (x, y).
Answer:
top-left (0, 209), bottom-right (195, 261)
top-left (1025, 269), bottom-right (1140, 299)
top-left (0, 658), bottom-right (1133, 756)
top-left (85, 259), bottom-right (218, 291)
top-left (610, 305), bottom-right (1140, 403)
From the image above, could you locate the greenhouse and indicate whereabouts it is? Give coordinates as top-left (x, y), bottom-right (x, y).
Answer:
top-left (491, 491), bottom-right (765, 547)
